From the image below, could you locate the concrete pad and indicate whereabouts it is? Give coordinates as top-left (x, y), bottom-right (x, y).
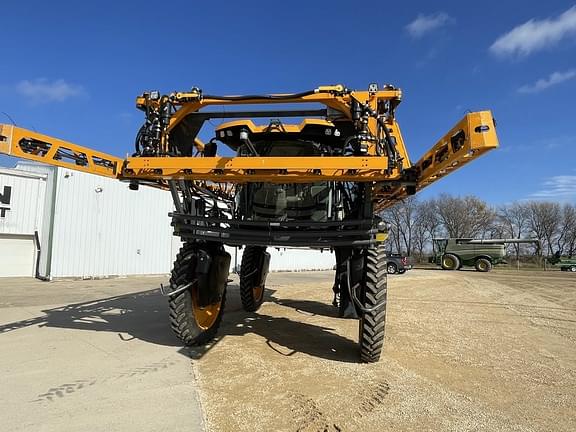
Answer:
top-left (0, 276), bottom-right (205, 432)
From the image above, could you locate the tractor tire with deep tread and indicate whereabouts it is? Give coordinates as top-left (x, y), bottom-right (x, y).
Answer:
top-left (441, 253), bottom-right (460, 270)
top-left (240, 246), bottom-right (267, 312)
top-left (475, 258), bottom-right (493, 272)
top-left (169, 244), bottom-right (226, 346)
top-left (359, 244), bottom-right (388, 363)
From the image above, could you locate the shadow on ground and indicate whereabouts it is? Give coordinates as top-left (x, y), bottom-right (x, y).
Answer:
top-left (0, 289), bottom-right (181, 346)
top-left (275, 298), bottom-right (340, 318)
top-left (0, 284), bottom-right (359, 362)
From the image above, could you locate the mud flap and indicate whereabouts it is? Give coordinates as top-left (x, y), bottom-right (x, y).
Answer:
top-left (259, 251), bottom-right (271, 287)
top-left (335, 247), bottom-right (363, 319)
top-left (197, 248), bottom-right (231, 306)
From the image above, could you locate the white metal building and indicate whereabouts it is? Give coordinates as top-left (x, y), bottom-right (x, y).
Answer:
top-left (0, 167), bottom-right (47, 277)
top-left (0, 162), bottom-right (334, 278)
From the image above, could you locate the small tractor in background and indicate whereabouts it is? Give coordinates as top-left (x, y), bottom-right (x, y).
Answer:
top-left (0, 83), bottom-right (498, 362)
top-left (548, 252), bottom-right (576, 272)
top-left (430, 238), bottom-right (539, 272)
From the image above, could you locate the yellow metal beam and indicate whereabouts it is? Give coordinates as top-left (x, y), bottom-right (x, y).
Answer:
top-left (373, 111), bottom-right (498, 211)
top-left (0, 124), bottom-right (122, 178)
top-left (416, 110), bottom-right (498, 187)
top-left (134, 86), bottom-right (403, 135)
top-left (122, 156), bottom-right (401, 183)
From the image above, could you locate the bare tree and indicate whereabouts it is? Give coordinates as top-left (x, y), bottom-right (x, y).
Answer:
top-left (381, 196), bottom-right (419, 255)
top-left (383, 204), bottom-right (403, 254)
top-left (397, 196), bottom-right (419, 255)
top-left (412, 216), bottom-right (430, 262)
top-left (526, 201), bottom-right (562, 256)
top-left (558, 204), bottom-right (576, 257)
top-left (411, 199), bottom-right (440, 261)
top-left (434, 194), bottom-right (495, 238)
top-left (498, 202), bottom-right (531, 259)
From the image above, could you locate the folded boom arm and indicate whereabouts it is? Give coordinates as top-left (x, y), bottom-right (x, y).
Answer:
top-left (0, 86), bottom-right (498, 210)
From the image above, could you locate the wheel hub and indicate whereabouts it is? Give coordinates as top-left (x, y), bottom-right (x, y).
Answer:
top-left (253, 284), bottom-right (264, 301)
top-left (192, 288), bottom-right (222, 330)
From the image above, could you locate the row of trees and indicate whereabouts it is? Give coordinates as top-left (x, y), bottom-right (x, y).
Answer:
top-left (381, 194), bottom-right (576, 261)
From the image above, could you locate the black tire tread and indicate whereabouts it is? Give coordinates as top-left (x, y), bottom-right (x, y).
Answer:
top-left (442, 253), bottom-right (460, 271)
top-left (475, 257), bottom-right (493, 272)
top-left (168, 243), bottom-right (226, 346)
top-left (240, 246), bottom-right (266, 312)
top-left (360, 244), bottom-right (387, 363)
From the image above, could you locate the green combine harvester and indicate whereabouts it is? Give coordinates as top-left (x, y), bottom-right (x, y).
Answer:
top-left (430, 238), bottom-right (539, 272)
top-left (548, 252), bottom-right (576, 272)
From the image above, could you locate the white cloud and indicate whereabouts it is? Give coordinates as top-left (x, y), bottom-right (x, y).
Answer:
top-left (406, 13), bottom-right (452, 39)
top-left (16, 78), bottom-right (87, 104)
top-left (518, 69), bottom-right (576, 93)
top-left (530, 175), bottom-right (576, 200)
top-left (490, 6), bottom-right (576, 57)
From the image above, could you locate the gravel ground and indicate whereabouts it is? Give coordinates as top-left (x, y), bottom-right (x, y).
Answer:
top-left (193, 269), bottom-right (576, 432)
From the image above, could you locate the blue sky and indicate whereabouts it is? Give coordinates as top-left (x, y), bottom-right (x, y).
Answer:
top-left (1, 1), bottom-right (575, 204)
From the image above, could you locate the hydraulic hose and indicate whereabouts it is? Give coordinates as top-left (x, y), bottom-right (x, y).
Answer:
top-left (350, 96), bottom-right (398, 167)
top-left (202, 90), bottom-right (317, 101)
top-left (346, 258), bottom-right (386, 314)
top-left (375, 115), bottom-right (397, 167)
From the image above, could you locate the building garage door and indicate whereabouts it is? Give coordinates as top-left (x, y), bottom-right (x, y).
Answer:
top-left (0, 235), bottom-right (36, 277)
